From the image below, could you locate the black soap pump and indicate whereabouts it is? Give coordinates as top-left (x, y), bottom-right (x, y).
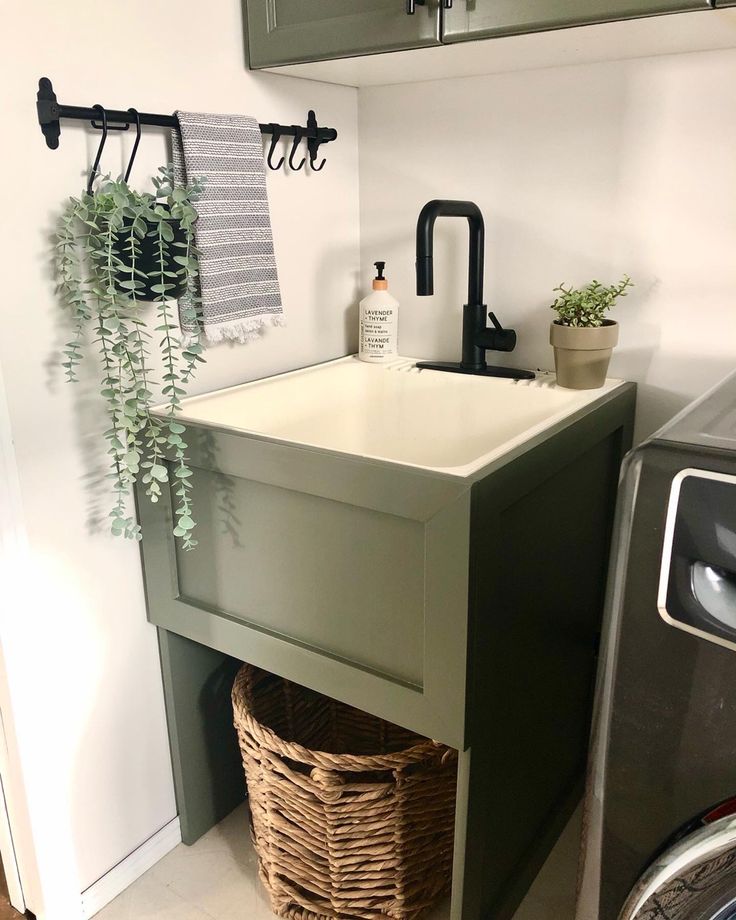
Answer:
top-left (358, 261), bottom-right (399, 363)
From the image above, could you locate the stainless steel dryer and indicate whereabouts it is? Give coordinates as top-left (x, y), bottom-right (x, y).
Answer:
top-left (577, 371), bottom-right (736, 920)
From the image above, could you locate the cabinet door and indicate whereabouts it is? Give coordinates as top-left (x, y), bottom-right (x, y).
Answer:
top-left (442, 0), bottom-right (712, 42)
top-left (245, 0), bottom-right (441, 68)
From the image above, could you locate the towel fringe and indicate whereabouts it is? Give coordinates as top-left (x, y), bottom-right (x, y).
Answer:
top-left (201, 313), bottom-right (286, 346)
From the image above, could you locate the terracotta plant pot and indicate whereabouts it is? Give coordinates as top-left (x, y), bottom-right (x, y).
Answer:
top-left (550, 320), bottom-right (619, 390)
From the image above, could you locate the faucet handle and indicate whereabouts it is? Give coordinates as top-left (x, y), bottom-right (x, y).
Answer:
top-left (486, 312), bottom-right (517, 352)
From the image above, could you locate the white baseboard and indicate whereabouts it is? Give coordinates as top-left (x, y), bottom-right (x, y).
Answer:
top-left (80, 817), bottom-right (182, 919)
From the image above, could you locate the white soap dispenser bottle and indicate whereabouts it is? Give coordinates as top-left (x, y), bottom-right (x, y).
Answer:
top-left (358, 261), bottom-right (399, 363)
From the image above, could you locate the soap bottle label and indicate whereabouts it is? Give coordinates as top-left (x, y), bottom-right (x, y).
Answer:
top-left (359, 308), bottom-right (397, 361)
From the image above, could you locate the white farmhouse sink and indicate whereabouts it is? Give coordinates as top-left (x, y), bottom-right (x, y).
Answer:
top-left (141, 354), bottom-right (635, 920)
top-left (172, 356), bottom-right (624, 478)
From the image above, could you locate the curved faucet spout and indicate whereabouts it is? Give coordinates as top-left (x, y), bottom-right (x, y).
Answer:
top-left (415, 199), bottom-right (485, 305)
top-left (413, 199), bottom-right (533, 379)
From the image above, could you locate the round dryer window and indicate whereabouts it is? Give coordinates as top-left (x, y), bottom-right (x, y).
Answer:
top-left (620, 815), bottom-right (736, 920)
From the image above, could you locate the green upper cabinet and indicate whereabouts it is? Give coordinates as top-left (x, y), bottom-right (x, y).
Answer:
top-left (244, 0), bottom-right (441, 68)
top-left (245, 0), bottom-right (719, 72)
top-left (442, 0), bottom-right (712, 42)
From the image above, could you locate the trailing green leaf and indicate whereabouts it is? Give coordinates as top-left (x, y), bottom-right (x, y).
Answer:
top-left (55, 168), bottom-right (206, 548)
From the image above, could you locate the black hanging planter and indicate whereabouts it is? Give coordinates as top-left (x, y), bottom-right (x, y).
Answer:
top-left (79, 105), bottom-right (190, 302)
top-left (113, 216), bottom-right (188, 301)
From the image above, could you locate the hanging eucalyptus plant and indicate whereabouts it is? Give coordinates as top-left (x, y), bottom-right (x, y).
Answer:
top-left (56, 166), bottom-right (205, 549)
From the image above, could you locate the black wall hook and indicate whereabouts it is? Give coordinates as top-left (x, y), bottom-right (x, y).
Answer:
top-left (306, 110), bottom-right (327, 171)
top-left (87, 105), bottom-right (108, 193)
top-left (266, 124), bottom-right (284, 171)
top-left (288, 127), bottom-right (306, 171)
top-left (123, 108), bottom-right (142, 182)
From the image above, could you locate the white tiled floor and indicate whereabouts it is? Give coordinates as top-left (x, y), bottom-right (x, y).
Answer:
top-left (95, 804), bottom-right (582, 920)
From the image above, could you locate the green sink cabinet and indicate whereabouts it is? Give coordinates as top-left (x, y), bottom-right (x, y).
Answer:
top-left (243, 0), bottom-right (441, 68)
top-left (137, 381), bottom-right (635, 920)
top-left (442, 0), bottom-right (712, 43)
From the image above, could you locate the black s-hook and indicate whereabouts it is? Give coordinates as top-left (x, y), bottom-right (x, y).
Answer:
top-left (87, 104), bottom-right (108, 193)
top-left (123, 108), bottom-right (142, 182)
top-left (266, 124), bottom-right (284, 171)
top-left (306, 110), bottom-right (326, 171)
top-left (309, 148), bottom-right (326, 172)
top-left (288, 126), bottom-right (306, 171)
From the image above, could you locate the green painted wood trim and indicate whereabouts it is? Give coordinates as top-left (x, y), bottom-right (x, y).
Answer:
top-left (450, 748), bottom-right (472, 920)
top-left (157, 630), bottom-right (245, 845)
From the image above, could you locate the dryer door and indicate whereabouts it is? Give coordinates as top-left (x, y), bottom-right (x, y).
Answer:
top-left (711, 898), bottom-right (736, 920)
top-left (658, 469), bottom-right (736, 651)
top-left (621, 814), bottom-right (736, 920)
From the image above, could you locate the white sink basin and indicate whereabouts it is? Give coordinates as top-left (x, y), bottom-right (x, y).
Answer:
top-left (172, 356), bottom-right (625, 478)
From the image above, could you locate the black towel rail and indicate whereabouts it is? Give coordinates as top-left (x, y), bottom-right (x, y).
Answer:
top-left (36, 77), bottom-right (338, 172)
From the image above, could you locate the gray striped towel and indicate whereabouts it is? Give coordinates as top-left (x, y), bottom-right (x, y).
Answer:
top-left (172, 112), bottom-right (284, 345)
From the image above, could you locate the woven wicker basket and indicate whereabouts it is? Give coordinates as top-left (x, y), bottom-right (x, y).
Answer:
top-left (232, 664), bottom-right (457, 920)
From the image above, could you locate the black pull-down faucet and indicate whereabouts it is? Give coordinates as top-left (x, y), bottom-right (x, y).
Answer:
top-left (415, 200), bottom-right (535, 380)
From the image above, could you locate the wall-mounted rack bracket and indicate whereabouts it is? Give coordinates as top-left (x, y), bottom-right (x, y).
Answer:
top-left (37, 77), bottom-right (61, 149)
top-left (35, 77), bottom-right (338, 170)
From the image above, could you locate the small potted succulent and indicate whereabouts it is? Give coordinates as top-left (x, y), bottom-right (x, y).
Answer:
top-left (549, 276), bottom-right (633, 389)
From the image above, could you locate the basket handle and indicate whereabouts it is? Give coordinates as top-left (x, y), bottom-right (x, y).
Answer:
top-left (310, 767), bottom-right (346, 803)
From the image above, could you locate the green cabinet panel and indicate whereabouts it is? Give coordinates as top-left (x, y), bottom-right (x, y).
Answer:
top-left (244, 0), bottom-right (441, 68)
top-left (137, 425), bottom-right (471, 752)
top-left (176, 467), bottom-right (427, 686)
top-left (460, 412), bottom-right (632, 919)
top-left (157, 631), bottom-right (245, 845)
top-left (442, 0), bottom-right (711, 42)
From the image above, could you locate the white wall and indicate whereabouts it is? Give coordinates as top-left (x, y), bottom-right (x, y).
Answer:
top-left (359, 49), bottom-right (736, 441)
top-left (0, 2), bottom-right (359, 915)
